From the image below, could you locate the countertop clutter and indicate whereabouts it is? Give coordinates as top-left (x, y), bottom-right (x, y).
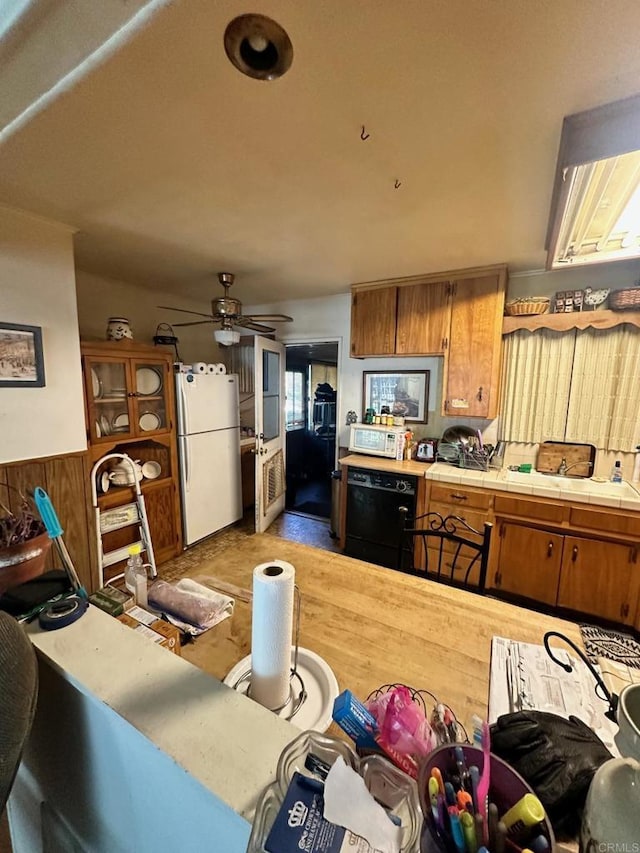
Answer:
top-left (340, 455), bottom-right (640, 510)
top-left (425, 461), bottom-right (640, 510)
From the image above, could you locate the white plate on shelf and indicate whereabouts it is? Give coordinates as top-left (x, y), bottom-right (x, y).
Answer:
top-left (100, 471), bottom-right (110, 493)
top-left (223, 647), bottom-right (339, 733)
top-left (136, 367), bottom-right (162, 396)
top-left (95, 420), bottom-right (102, 438)
top-left (99, 415), bottom-right (111, 436)
top-left (112, 412), bottom-right (129, 429)
top-left (91, 368), bottom-right (102, 399)
top-left (139, 411), bottom-right (161, 431)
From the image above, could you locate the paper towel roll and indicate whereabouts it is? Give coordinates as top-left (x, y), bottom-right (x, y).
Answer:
top-left (206, 363), bottom-right (217, 374)
top-left (215, 363), bottom-right (227, 375)
top-left (250, 560), bottom-right (295, 710)
top-left (193, 362), bottom-right (207, 374)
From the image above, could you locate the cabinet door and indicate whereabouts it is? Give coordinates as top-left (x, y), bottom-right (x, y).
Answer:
top-left (396, 281), bottom-right (450, 355)
top-left (558, 537), bottom-right (639, 624)
top-left (144, 480), bottom-right (179, 564)
top-left (350, 287), bottom-right (397, 356)
top-left (84, 356), bottom-right (134, 443)
top-left (131, 359), bottom-right (171, 436)
top-left (444, 274), bottom-right (504, 418)
top-left (495, 523), bottom-right (563, 605)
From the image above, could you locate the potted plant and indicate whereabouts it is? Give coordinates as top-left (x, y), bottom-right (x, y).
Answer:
top-left (0, 492), bottom-right (51, 596)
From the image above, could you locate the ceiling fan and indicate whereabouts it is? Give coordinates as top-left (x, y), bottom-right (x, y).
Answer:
top-left (158, 272), bottom-right (293, 345)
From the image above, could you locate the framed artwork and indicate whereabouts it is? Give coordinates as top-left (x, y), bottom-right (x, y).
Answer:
top-left (0, 323), bottom-right (45, 388)
top-left (363, 370), bottom-right (429, 423)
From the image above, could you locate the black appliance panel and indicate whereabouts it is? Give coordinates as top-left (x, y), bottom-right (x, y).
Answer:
top-left (344, 469), bottom-right (417, 571)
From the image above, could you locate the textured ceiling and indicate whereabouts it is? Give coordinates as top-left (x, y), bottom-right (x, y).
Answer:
top-left (1, 0), bottom-right (640, 305)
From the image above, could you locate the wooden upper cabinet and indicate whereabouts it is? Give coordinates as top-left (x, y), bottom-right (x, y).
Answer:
top-left (350, 286), bottom-right (397, 357)
top-left (444, 272), bottom-right (506, 419)
top-left (396, 281), bottom-right (450, 355)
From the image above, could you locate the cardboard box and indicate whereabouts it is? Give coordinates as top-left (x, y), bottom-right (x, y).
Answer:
top-left (117, 610), bottom-right (181, 655)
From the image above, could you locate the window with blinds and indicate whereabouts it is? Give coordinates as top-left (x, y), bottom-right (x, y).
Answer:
top-left (501, 326), bottom-right (640, 451)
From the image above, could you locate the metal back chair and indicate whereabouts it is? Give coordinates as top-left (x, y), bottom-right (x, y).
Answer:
top-left (399, 510), bottom-right (492, 592)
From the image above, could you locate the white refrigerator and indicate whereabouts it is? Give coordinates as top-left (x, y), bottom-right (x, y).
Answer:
top-left (175, 372), bottom-right (242, 546)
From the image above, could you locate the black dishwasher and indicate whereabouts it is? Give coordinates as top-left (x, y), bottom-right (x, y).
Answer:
top-left (344, 468), bottom-right (417, 571)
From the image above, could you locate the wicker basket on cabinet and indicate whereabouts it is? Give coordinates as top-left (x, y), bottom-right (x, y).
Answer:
top-left (504, 298), bottom-right (550, 316)
top-left (610, 287), bottom-right (640, 311)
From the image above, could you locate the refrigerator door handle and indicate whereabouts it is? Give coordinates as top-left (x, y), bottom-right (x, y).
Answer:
top-left (178, 381), bottom-right (189, 435)
top-left (181, 436), bottom-right (190, 491)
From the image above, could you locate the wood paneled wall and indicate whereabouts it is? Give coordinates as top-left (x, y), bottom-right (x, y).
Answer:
top-left (0, 451), bottom-right (97, 594)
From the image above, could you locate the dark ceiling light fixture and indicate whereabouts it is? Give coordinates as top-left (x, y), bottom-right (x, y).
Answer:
top-left (224, 14), bottom-right (293, 81)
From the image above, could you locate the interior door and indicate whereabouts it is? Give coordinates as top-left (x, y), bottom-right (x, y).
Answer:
top-left (254, 336), bottom-right (286, 532)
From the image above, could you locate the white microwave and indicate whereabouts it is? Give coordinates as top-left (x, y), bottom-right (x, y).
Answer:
top-left (348, 424), bottom-right (405, 458)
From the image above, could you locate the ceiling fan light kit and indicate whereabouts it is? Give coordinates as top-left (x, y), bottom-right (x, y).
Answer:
top-left (214, 328), bottom-right (241, 346)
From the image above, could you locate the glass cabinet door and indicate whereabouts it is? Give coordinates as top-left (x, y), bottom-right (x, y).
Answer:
top-left (85, 358), bottom-right (134, 442)
top-left (131, 360), bottom-right (169, 435)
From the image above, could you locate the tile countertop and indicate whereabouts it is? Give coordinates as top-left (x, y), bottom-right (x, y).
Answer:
top-left (338, 454), bottom-right (640, 511)
top-left (425, 461), bottom-right (640, 511)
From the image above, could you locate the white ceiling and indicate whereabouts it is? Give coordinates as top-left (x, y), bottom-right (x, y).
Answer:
top-left (1, 0), bottom-right (640, 305)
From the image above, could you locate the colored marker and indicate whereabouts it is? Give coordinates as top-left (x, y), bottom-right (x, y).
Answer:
top-left (449, 808), bottom-right (466, 853)
top-left (460, 810), bottom-right (477, 853)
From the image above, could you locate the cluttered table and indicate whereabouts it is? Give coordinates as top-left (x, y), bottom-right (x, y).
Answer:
top-left (180, 533), bottom-right (583, 731)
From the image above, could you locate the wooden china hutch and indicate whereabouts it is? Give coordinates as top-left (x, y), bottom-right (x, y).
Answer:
top-left (80, 340), bottom-right (182, 583)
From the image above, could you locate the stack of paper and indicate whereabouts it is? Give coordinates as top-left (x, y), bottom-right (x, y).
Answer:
top-left (489, 636), bottom-right (620, 756)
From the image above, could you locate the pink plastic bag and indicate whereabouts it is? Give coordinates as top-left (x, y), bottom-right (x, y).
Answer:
top-left (367, 686), bottom-right (437, 758)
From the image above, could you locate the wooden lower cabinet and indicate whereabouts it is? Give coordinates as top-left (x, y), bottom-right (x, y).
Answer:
top-left (145, 480), bottom-right (181, 563)
top-left (494, 522), bottom-right (563, 606)
top-left (557, 536), bottom-right (639, 626)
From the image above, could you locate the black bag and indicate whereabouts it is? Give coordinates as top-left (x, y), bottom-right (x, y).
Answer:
top-left (0, 570), bottom-right (71, 616)
top-left (491, 710), bottom-right (612, 836)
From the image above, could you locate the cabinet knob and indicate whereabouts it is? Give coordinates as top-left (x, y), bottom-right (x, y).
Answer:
top-left (547, 541), bottom-right (554, 558)
top-left (571, 545), bottom-right (578, 563)
top-left (476, 386), bottom-right (483, 402)
top-left (450, 493), bottom-right (467, 501)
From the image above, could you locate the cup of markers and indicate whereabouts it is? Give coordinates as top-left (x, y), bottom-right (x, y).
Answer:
top-left (418, 745), bottom-right (555, 853)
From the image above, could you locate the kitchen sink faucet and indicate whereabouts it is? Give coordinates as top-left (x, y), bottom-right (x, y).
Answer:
top-left (557, 459), bottom-right (594, 476)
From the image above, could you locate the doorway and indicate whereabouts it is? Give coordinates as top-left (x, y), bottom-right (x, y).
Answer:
top-left (285, 342), bottom-right (339, 520)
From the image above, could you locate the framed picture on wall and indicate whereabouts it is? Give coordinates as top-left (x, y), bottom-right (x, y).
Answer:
top-left (0, 323), bottom-right (45, 388)
top-left (363, 370), bottom-right (429, 423)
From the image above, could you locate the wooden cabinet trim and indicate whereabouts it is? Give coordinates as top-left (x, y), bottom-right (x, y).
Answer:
top-left (570, 505), bottom-right (640, 538)
top-left (352, 263), bottom-right (508, 292)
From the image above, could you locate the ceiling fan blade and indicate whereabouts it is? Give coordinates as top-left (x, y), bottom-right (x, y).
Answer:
top-left (171, 320), bottom-right (217, 327)
top-left (245, 313), bottom-right (293, 322)
top-left (235, 317), bottom-right (275, 333)
top-left (158, 305), bottom-right (215, 319)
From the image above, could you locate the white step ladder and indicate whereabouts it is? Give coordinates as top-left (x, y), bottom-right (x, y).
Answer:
top-left (90, 453), bottom-right (158, 589)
